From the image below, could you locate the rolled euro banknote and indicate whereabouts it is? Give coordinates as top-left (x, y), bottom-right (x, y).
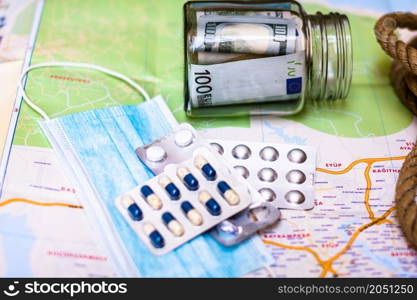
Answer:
top-left (188, 51), bottom-right (305, 107)
top-left (192, 15), bottom-right (298, 56)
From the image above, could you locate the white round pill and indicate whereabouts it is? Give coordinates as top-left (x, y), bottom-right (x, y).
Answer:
top-left (210, 142), bottom-right (224, 155)
top-left (258, 188), bottom-right (276, 202)
top-left (285, 190), bottom-right (305, 205)
top-left (232, 144), bottom-right (251, 160)
top-left (234, 165), bottom-right (250, 179)
top-left (286, 170), bottom-right (306, 184)
top-left (174, 129), bottom-right (194, 147)
top-left (257, 168), bottom-right (278, 182)
top-left (146, 146), bottom-right (166, 162)
top-left (259, 146), bottom-right (279, 161)
top-left (287, 148), bottom-right (307, 163)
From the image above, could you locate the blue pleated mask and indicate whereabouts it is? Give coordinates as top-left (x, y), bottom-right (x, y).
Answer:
top-left (20, 63), bottom-right (273, 277)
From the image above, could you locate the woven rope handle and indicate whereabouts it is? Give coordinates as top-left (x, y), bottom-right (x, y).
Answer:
top-left (375, 13), bottom-right (417, 74)
top-left (375, 13), bottom-right (417, 247)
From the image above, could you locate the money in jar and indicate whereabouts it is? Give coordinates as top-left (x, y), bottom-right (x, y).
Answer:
top-left (184, 1), bottom-right (353, 117)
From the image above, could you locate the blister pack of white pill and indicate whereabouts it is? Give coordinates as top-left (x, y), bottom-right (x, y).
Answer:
top-left (115, 147), bottom-right (254, 255)
top-left (116, 124), bottom-right (280, 255)
top-left (209, 139), bottom-right (316, 210)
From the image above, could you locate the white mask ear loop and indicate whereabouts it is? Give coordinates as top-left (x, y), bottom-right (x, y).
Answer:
top-left (18, 62), bottom-right (152, 121)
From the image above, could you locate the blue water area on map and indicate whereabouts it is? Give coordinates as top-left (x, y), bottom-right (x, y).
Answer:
top-left (354, 237), bottom-right (417, 277)
top-left (338, 219), bottom-right (406, 275)
top-left (326, 0), bottom-right (417, 12)
top-left (0, 214), bottom-right (35, 277)
top-left (356, 239), bottom-right (400, 271)
top-left (263, 120), bottom-right (307, 145)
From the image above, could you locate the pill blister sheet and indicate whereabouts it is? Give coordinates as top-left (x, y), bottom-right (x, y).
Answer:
top-left (135, 124), bottom-right (265, 207)
top-left (209, 139), bottom-right (316, 210)
top-left (136, 123), bottom-right (206, 175)
top-left (132, 123), bottom-right (280, 249)
top-left (115, 146), bottom-right (253, 255)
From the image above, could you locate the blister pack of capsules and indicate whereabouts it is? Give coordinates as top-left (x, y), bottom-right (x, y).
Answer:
top-left (116, 124), bottom-right (279, 255)
top-left (209, 139), bottom-right (316, 210)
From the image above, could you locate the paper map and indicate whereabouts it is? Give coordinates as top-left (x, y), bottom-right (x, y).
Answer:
top-left (0, 0), bottom-right (417, 277)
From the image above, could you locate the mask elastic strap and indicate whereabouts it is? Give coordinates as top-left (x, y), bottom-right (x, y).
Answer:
top-left (18, 62), bottom-right (152, 121)
top-left (264, 265), bottom-right (277, 278)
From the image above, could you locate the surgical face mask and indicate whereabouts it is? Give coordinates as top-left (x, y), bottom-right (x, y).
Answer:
top-left (19, 62), bottom-right (273, 277)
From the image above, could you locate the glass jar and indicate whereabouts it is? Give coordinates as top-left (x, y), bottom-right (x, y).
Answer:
top-left (183, 0), bottom-right (352, 117)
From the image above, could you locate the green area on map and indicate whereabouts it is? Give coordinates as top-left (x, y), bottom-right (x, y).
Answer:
top-left (13, 0), bottom-right (412, 147)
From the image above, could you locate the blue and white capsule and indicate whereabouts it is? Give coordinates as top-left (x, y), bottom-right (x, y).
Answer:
top-left (143, 223), bottom-right (165, 248)
top-left (217, 181), bottom-right (240, 206)
top-left (177, 167), bottom-right (199, 191)
top-left (194, 156), bottom-right (217, 181)
top-left (181, 201), bottom-right (203, 226)
top-left (140, 185), bottom-right (162, 210)
top-left (121, 195), bottom-right (143, 221)
top-left (159, 176), bottom-right (181, 200)
top-left (162, 212), bottom-right (184, 237)
top-left (199, 191), bottom-right (221, 216)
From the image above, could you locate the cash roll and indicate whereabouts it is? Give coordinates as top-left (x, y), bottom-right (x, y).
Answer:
top-left (192, 15), bottom-right (298, 56)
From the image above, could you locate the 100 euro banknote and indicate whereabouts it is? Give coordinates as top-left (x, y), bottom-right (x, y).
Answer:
top-left (188, 51), bottom-right (305, 107)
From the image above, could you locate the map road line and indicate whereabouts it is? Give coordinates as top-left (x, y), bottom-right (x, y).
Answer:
top-left (263, 206), bottom-right (396, 278)
top-left (316, 156), bottom-right (406, 175)
top-left (317, 156), bottom-right (405, 220)
top-left (263, 155), bottom-right (405, 277)
top-left (0, 198), bottom-right (83, 209)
